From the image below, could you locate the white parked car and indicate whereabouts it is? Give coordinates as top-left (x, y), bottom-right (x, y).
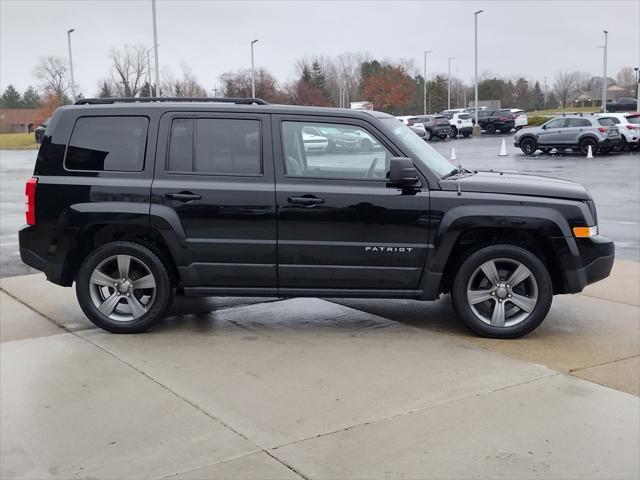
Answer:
top-left (598, 112), bottom-right (640, 151)
top-left (441, 111), bottom-right (474, 137)
top-left (301, 129), bottom-right (329, 153)
top-left (510, 109), bottom-right (528, 130)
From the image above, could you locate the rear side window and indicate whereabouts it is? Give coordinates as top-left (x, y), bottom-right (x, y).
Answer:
top-left (458, 114), bottom-right (471, 120)
top-left (65, 116), bottom-right (148, 172)
top-left (167, 118), bottom-right (261, 175)
top-left (597, 117), bottom-right (616, 126)
top-left (627, 115), bottom-right (640, 125)
top-left (568, 118), bottom-right (591, 127)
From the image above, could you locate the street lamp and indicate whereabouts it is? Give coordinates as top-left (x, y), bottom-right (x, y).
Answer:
top-left (251, 39), bottom-right (259, 98)
top-left (473, 9), bottom-right (483, 136)
top-left (423, 50), bottom-right (433, 115)
top-left (146, 47), bottom-right (154, 97)
top-left (447, 57), bottom-right (455, 110)
top-left (151, 0), bottom-right (161, 97)
top-left (67, 29), bottom-right (76, 101)
top-left (602, 30), bottom-right (608, 113)
top-left (635, 67), bottom-right (640, 112)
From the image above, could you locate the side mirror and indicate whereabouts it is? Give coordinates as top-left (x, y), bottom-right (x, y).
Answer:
top-left (389, 157), bottom-right (419, 186)
top-left (541, 124), bottom-right (547, 130)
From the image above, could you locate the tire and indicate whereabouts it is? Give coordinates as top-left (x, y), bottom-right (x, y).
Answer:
top-left (579, 137), bottom-right (598, 156)
top-left (520, 137), bottom-right (537, 155)
top-left (486, 123), bottom-right (496, 134)
top-left (618, 136), bottom-right (627, 152)
top-left (424, 129), bottom-right (433, 141)
top-left (451, 244), bottom-right (553, 339)
top-left (450, 126), bottom-right (458, 138)
top-left (75, 241), bottom-right (172, 333)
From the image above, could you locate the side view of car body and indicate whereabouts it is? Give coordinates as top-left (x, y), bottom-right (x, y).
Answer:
top-left (514, 115), bottom-right (621, 155)
top-left (603, 97), bottom-right (638, 112)
top-left (476, 109), bottom-right (516, 134)
top-left (441, 111), bottom-right (474, 137)
top-left (510, 109), bottom-right (528, 130)
top-left (20, 98), bottom-right (614, 339)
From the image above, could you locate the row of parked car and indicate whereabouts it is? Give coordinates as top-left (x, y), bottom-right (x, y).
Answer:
top-left (396, 107), bottom-right (528, 141)
top-left (514, 112), bottom-right (639, 155)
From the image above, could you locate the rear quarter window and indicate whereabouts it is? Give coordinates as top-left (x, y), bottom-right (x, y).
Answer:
top-left (597, 117), bottom-right (616, 126)
top-left (626, 115), bottom-right (640, 125)
top-left (65, 116), bottom-right (148, 172)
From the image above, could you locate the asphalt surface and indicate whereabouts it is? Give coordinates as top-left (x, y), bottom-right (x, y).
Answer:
top-left (0, 134), bottom-right (638, 277)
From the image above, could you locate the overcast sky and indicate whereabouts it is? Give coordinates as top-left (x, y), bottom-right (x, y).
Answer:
top-left (1, 0), bottom-right (639, 96)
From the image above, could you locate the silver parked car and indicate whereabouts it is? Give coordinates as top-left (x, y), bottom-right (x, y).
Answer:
top-left (514, 115), bottom-right (621, 155)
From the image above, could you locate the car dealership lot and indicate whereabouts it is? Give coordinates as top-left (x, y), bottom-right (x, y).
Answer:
top-left (1, 140), bottom-right (639, 478)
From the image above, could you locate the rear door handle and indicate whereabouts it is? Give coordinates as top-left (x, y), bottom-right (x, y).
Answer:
top-left (165, 191), bottom-right (201, 202)
top-left (287, 195), bottom-right (325, 206)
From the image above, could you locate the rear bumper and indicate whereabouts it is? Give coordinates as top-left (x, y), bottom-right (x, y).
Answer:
top-left (598, 137), bottom-right (621, 148)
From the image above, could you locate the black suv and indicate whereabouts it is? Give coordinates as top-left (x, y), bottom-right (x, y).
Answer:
top-left (477, 109), bottom-right (516, 134)
top-left (19, 97), bottom-right (614, 338)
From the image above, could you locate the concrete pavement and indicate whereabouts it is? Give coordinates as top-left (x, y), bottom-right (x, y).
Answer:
top-left (1, 261), bottom-right (639, 479)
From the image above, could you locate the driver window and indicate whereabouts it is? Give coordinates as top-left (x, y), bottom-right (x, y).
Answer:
top-left (282, 121), bottom-right (391, 180)
top-left (545, 118), bottom-right (567, 129)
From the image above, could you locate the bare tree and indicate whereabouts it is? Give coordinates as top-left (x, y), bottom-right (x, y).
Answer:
top-left (110, 45), bottom-right (148, 97)
top-left (553, 71), bottom-right (577, 107)
top-left (161, 63), bottom-right (207, 97)
top-left (220, 68), bottom-right (285, 102)
top-left (617, 66), bottom-right (636, 89)
top-left (33, 56), bottom-right (70, 100)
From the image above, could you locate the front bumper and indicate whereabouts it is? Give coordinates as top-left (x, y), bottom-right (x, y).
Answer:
top-left (561, 235), bottom-right (615, 293)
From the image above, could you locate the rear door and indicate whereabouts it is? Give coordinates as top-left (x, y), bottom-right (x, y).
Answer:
top-left (272, 115), bottom-right (430, 293)
top-left (564, 118), bottom-right (592, 145)
top-left (151, 111), bottom-right (277, 293)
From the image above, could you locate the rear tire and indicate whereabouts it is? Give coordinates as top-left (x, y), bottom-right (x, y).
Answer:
top-left (451, 244), bottom-right (553, 339)
top-left (76, 241), bottom-right (172, 333)
top-left (579, 137), bottom-right (598, 156)
top-left (424, 129), bottom-right (433, 141)
top-left (450, 126), bottom-right (458, 138)
top-left (486, 123), bottom-right (496, 134)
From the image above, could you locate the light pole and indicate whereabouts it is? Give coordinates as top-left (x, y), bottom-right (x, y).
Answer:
top-left (251, 39), bottom-right (259, 98)
top-left (447, 57), bottom-right (455, 110)
top-left (67, 29), bottom-right (76, 101)
top-left (635, 67), bottom-right (640, 112)
top-left (602, 30), bottom-right (608, 113)
top-left (473, 9), bottom-right (483, 136)
top-left (151, 0), bottom-right (161, 96)
top-left (423, 50), bottom-right (432, 114)
top-left (146, 47), bottom-right (154, 97)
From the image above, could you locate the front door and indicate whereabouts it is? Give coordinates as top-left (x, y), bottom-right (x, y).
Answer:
top-left (538, 117), bottom-right (567, 146)
top-left (151, 111), bottom-right (277, 293)
top-left (272, 115), bottom-right (430, 293)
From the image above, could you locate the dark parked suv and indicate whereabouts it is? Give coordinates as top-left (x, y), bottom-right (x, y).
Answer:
top-left (477, 109), bottom-right (516, 134)
top-left (20, 97), bottom-right (614, 338)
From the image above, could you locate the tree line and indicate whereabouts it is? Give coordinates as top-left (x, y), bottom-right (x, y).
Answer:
top-left (1, 44), bottom-right (637, 115)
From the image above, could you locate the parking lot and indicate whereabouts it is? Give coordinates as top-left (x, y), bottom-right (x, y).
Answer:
top-left (1, 138), bottom-right (639, 479)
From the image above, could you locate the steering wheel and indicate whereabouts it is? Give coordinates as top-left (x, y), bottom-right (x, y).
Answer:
top-left (365, 157), bottom-right (379, 178)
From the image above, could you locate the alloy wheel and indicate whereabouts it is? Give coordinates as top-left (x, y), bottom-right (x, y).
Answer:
top-left (466, 258), bottom-right (538, 327)
top-left (88, 254), bottom-right (157, 321)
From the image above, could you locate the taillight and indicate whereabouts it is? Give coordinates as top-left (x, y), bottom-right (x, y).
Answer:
top-left (597, 127), bottom-right (607, 133)
top-left (25, 177), bottom-right (37, 225)
top-left (627, 125), bottom-right (639, 130)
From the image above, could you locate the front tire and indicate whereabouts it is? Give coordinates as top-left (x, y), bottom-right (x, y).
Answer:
top-left (76, 241), bottom-right (172, 333)
top-left (520, 137), bottom-right (537, 155)
top-left (486, 123), bottom-right (496, 134)
top-left (451, 244), bottom-right (553, 339)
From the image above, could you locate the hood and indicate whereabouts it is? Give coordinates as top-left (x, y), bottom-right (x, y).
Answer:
top-left (440, 170), bottom-right (591, 200)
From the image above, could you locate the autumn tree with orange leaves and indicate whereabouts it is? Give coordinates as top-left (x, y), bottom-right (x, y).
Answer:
top-left (361, 64), bottom-right (414, 114)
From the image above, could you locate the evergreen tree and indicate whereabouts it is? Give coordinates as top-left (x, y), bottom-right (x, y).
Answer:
top-left (1, 84), bottom-right (22, 108)
top-left (97, 80), bottom-right (114, 98)
top-left (310, 60), bottom-right (326, 90)
top-left (532, 81), bottom-right (545, 110)
top-left (139, 82), bottom-right (152, 97)
top-left (301, 66), bottom-right (312, 84)
top-left (22, 86), bottom-right (41, 108)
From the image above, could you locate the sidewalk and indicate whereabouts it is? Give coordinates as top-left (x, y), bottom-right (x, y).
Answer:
top-left (1, 260), bottom-right (638, 479)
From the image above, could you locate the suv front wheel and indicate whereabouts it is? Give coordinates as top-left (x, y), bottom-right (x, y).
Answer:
top-left (520, 137), bottom-right (537, 155)
top-left (451, 245), bottom-right (553, 338)
top-left (76, 241), bottom-right (172, 333)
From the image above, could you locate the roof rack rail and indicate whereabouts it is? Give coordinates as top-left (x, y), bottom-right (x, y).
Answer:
top-left (74, 97), bottom-right (269, 106)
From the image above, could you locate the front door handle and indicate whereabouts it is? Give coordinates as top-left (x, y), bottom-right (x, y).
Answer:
top-left (287, 195), bottom-right (325, 206)
top-left (165, 191), bottom-right (201, 202)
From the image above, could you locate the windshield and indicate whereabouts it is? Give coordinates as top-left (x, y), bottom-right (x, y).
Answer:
top-left (380, 117), bottom-right (456, 177)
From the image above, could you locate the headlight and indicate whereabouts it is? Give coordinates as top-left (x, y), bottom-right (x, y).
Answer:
top-left (573, 226), bottom-right (598, 238)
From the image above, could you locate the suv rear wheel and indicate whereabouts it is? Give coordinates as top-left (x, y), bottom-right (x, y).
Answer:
top-left (579, 137), bottom-right (598, 156)
top-left (424, 129), bottom-right (433, 141)
top-left (451, 245), bottom-right (553, 338)
top-left (486, 124), bottom-right (496, 134)
top-left (76, 241), bottom-right (172, 333)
